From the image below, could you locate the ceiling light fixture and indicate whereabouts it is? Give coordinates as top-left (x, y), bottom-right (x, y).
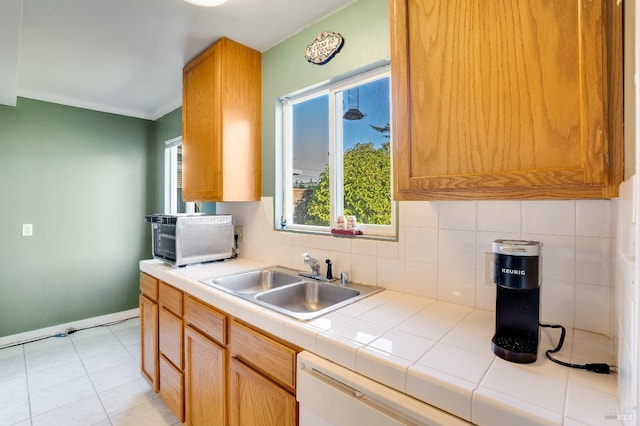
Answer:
top-left (184, 0), bottom-right (227, 6)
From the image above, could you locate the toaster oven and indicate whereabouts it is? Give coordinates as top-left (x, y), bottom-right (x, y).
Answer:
top-left (144, 214), bottom-right (234, 267)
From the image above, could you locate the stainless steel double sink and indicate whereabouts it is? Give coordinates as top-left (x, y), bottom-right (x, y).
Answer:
top-left (200, 266), bottom-right (382, 320)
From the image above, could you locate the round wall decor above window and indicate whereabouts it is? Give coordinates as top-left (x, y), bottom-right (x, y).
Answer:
top-left (304, 32), bottom-right (344, 65)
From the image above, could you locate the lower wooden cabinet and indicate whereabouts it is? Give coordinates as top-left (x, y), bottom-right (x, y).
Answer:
top-left (184, 325), bottom-right (226, 426)
top-left (229, 358), bottom-right (297, 426)
top-left (140, 271), bottom-right (299, 426)
top-left (159, 355), bottom-right (184, 421)
top-left (229, 320), bottom-right (297, 426)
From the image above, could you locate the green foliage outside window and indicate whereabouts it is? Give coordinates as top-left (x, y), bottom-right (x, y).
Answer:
top-left (295, 139), bottom-right (391, 226)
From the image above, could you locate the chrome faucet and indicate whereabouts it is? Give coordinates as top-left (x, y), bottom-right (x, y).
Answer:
top-left (303, 253), bottom-right (321, 278)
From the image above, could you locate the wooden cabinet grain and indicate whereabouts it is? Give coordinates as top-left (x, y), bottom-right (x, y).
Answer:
top-left (183, 296), bottom-right (227, 426)
top-left (390, 0), bottom-right (623, 200)
top-left (159, 355), bottom-right (184, 420)
top-left (158, 282), bottom-right (184, 422)
top-left (184, 325), bottom-right (226, 426)
top-left (140, 271), bottom-right (299, 426)
top-left (229, 359), bottom-right (297, 426)
top-left (182, 37), bottom-right (262, 202)
top-left (139, 273), bottom-right (158, 392)
top-left (229, 320), bottom-right (297, 426)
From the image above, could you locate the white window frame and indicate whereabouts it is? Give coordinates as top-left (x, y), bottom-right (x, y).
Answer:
top-left (278, 66), bottom-right (396, 238)
top-left (164, 136), bottom-right (196, 215)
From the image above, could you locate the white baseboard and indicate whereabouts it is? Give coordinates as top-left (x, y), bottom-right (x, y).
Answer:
top-left (0, 308), bottom-right (140, 349)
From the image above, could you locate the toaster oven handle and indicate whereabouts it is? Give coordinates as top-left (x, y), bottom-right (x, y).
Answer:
top-left (144, 215), bottom-right (176, 225)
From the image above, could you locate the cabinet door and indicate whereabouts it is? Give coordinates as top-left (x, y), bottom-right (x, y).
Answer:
top-left (184, 326), bottom-right (226, 426)
top-left (160, 355), bottom-right (184, 422)
top-left (182, 37), bottom-right (262, 202)
top-left (139, 294), bottom-right (158, 392)
top-left (183, 41), bottom-right (223, 201)
top-left (390, 0), bottom-right (622, 200)
top-left (229, 358), bottom-right (296, 426)
top-left (159, 308), bottom-right (183, 370)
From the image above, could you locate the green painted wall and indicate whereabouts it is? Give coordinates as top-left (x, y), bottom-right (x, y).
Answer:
top-left (261, 0), bottom-right (390, 196)
top-left (0, 98), bottom-right (153, 337)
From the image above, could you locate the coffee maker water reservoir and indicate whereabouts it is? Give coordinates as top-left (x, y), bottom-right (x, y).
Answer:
top-left (492, 240), bottom-right (542, 364)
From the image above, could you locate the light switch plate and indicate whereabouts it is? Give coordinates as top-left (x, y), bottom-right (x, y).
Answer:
top-left (22, 224), bottom-right (33, 237)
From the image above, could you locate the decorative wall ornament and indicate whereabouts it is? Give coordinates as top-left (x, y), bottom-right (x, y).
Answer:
top-left (304, 31), bottom-right (344, 65)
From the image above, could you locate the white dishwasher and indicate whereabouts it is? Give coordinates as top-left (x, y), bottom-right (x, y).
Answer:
top-left (297, 351), bottom-right (471, 426)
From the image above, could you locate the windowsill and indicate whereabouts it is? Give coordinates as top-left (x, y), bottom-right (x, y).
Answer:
top-left (274, 227), bottom-right (398, 242)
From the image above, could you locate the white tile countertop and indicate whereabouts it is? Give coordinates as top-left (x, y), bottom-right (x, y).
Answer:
top-left (140, 259), bottom-right (620, 426)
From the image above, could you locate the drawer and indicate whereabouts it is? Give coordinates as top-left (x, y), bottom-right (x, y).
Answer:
top-left (140, 272), bottom-right (158, 302)
top-left (230, 320), bottom-right (297, 391)
top-left (159, 308), bottom-right (183, 370)
top-left (184, 296), bottom-right (227, 345)
top-left (159, 281), bottom-right (183, 316)
top-left (159, 355), bottom-right (184, 422)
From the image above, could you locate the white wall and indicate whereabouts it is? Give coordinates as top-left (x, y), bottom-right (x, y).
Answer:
top-left (218, 197), bottom-right (614, 335)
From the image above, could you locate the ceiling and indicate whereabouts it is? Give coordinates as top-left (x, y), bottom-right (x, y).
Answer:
top-left (0, 0), bottom-right (355, 120)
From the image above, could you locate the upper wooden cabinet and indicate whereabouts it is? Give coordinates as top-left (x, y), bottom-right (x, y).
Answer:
top-left (182, 37), bottom-right (262, 202)
top-left (390, 0), bottom-right (623, 200)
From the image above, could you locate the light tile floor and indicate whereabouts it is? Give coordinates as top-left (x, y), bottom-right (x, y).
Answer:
top-left (0, 318), bottom-right (180, 426)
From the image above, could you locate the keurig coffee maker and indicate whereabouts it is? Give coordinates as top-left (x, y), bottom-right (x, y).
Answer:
top-left (492, 240), bottom-right (542, 364)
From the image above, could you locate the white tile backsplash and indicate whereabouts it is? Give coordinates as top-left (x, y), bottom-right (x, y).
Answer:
top-left (540, 279), bottom-right (575, 328)
top-left (439, 201), bottom-right (477, 230)
top-left (477, 200), bottom-right (522, 233)
top-left (404, 261), bottom-right (438, 299)
top-left (523, 200), bottom-right (576, 236)
top-left (525, 234), bottom-right (576, 282)
top-left (575, 236), bottom-right (612, 286)
top-left (438, 229), bottom-right (476, 268)
top-left (399, 200), bottom-right (438, 228)
top-left (404, 227), bottom-right (438, 263)
top-left (220, 196), bottom-right (618, 337)
top-left (437, 265), bottom-right (476, 307)
top-left (613, 177), bottom-right (637, 420)
top-left (576, 200), bottom-right (612, 237)
top-left (574, 283), bottom-right (611, 335)
top-left (351, 254), bottom-right (377, 285)
top-left (376, 257), bottom-right (405, 292)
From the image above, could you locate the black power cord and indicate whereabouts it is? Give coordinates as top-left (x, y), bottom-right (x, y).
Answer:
top-left (539, 323), bottom-right (616, 374)
top-left (0, 316), bottom-right (140, 351)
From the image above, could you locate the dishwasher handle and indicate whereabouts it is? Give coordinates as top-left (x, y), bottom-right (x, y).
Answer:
top-left (297, 351), bottom-right (471, 426)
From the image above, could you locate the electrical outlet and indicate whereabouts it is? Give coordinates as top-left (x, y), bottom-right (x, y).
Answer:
top-left (235, 225), bottom-right (244, 243)
top-left (22, 223), bottom-right (33, 237)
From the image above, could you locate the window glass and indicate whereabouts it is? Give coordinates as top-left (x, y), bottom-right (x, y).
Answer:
top-left (280, 67), bottom-right (395, 237)
top-left (291, 95), bottom-right (329, 226)
top-left (340, 78), bottom-right (391, 226)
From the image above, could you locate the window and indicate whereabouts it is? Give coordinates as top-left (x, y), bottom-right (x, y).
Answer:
top-left (164, 137), bottom-right (196, 214)
top-left (278, 67), bottom-right (395, 237)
